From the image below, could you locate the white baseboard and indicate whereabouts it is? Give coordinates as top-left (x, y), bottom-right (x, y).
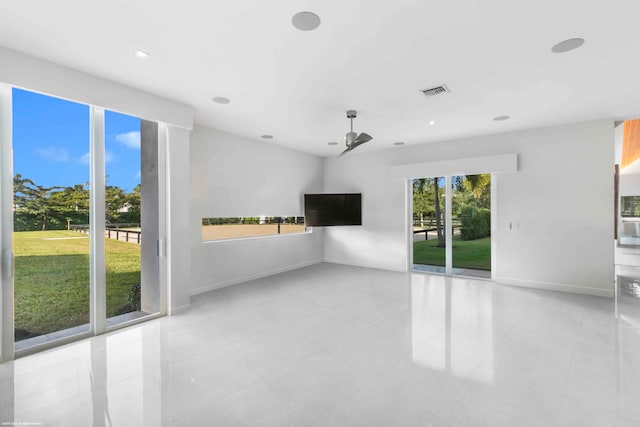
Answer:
top-left (323, 258), bottom-right (407, 273)
top-left (169, 303), bottom-right (191, 315)
top-left (190, 259), bottom-right (325, 296)
top-left (495, 276), bottom-right (614, 298)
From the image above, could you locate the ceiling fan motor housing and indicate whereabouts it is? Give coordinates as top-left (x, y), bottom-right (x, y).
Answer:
top-left (345, 131), bottom-right (357, 146)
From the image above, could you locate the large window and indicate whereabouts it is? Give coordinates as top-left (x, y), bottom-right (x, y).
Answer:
top-left (202, 216), bottom-right (306, 241)
top-left (6, 87), bottom-right (163, 354)
top-left (12, 88), bottom-right (91, 347)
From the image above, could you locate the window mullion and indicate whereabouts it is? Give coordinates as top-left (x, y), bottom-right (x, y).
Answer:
top-left (90, 106), bottom-right (106, 335)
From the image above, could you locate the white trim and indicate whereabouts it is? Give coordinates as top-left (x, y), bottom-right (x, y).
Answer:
top-left (15, 331), bottom-right (93, 359)
top-left (202, 229), bottom-right (313, 244)
top-left (169, 304), bottom-right (191, 315)
top-left (104, 312), bottom-right (163, 334)
top-left (495, 276), bottom-right (614, 298)
top-left (490, 173), bottom-right (497, 279)
top-left (0, 83), bottom-right (14, 361)
top-left (445, 176), bottom-right (452, 275)
top-left (405, 179), bottom-right (412, 272)
top-left (390, 153), bottom-right (518, 180)
top-left (157, 123), bottom-right (168, 317)
top-left (0, 46), bottom-right (193, 129)
top-left (90, 107), bottom-right (106, 335)
top-left (323, 258), bottom-right (407, 273)
top-left (190, 259), bottom-right (324, 296)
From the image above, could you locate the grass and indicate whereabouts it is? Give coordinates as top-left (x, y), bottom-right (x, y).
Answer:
top-left (14, 230), bottom-right (140, 339)
top-left (413, 237), bottom-right (491, 271)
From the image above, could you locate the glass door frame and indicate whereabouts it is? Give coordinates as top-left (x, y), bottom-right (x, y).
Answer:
top-left (0, 85), bottom-right (168, 361)
top-left (1, 83), bottom-right (14, 362)
top-left (408, 174), bottom-right (496, 279)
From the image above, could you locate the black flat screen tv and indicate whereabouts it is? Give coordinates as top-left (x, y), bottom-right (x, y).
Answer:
top-left (304, 193), bottom-right (362, 227)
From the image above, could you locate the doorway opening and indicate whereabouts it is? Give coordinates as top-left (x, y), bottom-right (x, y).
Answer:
top-left (412, 174), bottom-right (491, 279)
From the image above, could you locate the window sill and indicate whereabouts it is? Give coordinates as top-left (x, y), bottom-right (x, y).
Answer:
top-left (202, 229), bottom-right (313, 244)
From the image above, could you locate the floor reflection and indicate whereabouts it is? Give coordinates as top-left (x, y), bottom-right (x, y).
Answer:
top-left (1, 263), bottom-right (640, 426)
top-left (411, 274), bottom-right (494, 383)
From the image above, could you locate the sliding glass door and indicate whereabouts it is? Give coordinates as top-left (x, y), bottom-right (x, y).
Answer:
top-left (104, 112), bottom-right (160, 327)
top-left (412, 177), bottom-right (447, 273)
top-left (2, 87), bottom-right (163, 356)
top-left (12, 89), bottom-right (92, 349)
top-left (413, 174), bottom-right (492, 278)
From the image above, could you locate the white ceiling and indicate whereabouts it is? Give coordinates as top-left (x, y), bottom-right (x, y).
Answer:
top-left (1, 0), bottom-right (639, 157)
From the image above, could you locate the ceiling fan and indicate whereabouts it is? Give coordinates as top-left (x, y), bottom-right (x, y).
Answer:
top-left (339, 110), bottom-right (372, 156)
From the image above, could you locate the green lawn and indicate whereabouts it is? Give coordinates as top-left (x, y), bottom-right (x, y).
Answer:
top-left (413, 237), bottom-right (491, 271)
top-left (14, 230), bottom-right (140, 339)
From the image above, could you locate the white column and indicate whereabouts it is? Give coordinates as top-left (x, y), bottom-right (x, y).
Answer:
top-left (90, 106), bottom-right (106, 335)
top-left (140, 121), bottom-right (160, 314)
top-left (165, 125), bottom-right (191, 313)
top-left (0, 84), bottom-right (14, 361)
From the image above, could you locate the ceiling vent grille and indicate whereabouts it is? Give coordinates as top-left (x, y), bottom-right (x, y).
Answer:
top-left (421, 85), bottom-right (450, 97)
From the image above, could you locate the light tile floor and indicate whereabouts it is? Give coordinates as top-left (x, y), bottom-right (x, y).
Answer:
top-left (1, 263), bottom-right (640, 426)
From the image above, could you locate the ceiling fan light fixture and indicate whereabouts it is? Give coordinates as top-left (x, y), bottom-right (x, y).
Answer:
top-left (134, 49), bottom-right (150, 58)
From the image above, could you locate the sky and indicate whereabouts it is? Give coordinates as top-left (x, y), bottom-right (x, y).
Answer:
top-left (12, 88), bottom-right (141, 192)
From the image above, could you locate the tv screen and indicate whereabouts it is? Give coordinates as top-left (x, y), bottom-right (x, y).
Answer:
top-left (304, 193), bottom-right (362, 227)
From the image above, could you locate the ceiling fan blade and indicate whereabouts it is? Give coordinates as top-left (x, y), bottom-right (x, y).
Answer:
top-left (349, 135), bottom-right (372, 151)
top-left (338, 146), bottom-right (353, 157)
top-left (354, 132), bottom-right (372, 144)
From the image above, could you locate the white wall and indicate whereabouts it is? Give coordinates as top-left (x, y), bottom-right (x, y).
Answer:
top-left (324, 120), bottom-right (615, 297)
top-left (190, 126), bottom-right (324, 294)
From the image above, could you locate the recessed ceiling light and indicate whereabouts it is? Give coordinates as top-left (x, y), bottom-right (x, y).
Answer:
top-left (292, 11), bottom-right (321, 31)
top-left (261, 135), bottom-right (274, 139)
top-left (328, 142), bottom-right (338, 146)
top-left (134, 49), bottom-right (150, 58)
top-left (429, 120), bottom-right (436, 125)
top-left (212, 96), bottom-right (231, 104)
top-left (551, 38), bottom-right (585, 53)
top-left (493, 115), bottom-right (510, 121)
top-left (393, 142), bottom-right (405, 146)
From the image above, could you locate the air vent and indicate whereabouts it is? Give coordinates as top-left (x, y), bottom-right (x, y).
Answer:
top-left (421, 85), bottom-right (450, 97)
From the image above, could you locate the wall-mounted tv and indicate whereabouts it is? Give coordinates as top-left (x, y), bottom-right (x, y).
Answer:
top-left (304, 193), bottom-right (362, 227)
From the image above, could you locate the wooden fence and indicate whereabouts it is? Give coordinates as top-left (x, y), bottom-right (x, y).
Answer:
top-left (70, 224), bottom-right (141, 244)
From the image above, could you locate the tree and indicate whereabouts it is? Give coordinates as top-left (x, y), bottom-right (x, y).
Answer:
top-left (412, 177), bottom-right (445, 246)
top-left (464, 174), bottom-right (491, 206)
top-left (105, 186), bottom-right (128, 223)
top-left (13, 174), bottom-right (64, 231)
top-left (55, 184), bottom-right (90, 226)
top-left (413, 178), bottom-right (433, 227)
top-left (124, 184), bottom-right (141, 223)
